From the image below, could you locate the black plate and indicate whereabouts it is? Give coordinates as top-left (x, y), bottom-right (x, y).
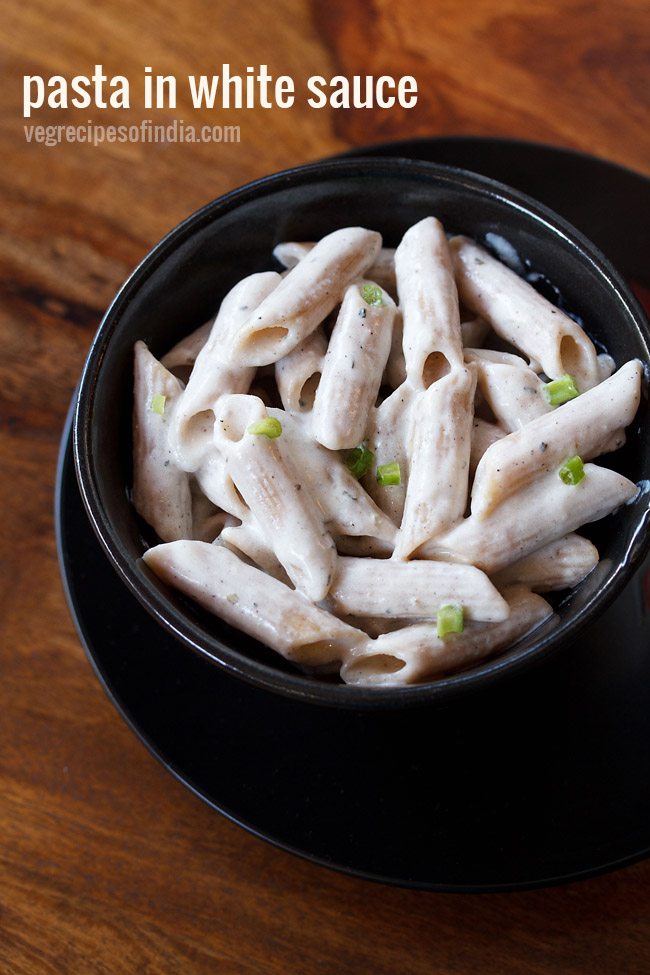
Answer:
top-left (57, 138), bottom-right (650, 891)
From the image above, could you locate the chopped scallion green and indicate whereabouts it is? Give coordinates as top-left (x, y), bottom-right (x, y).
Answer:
top-left (376, 461), bottom-right (401, 486)
top-left (246, 417), bottom-right (283, 439)
top-left (559, 455), bottom-right (585, 485)
top-left (344, 444), bottom-right (374, 479)
top-left (437, 604), bottom-right (464, 639)
top-left (150, 393), bottom-right (166, 415)
top-left (361, 283), bottom-right (383, 307)
top-left (543, 373), bottom-right (580, 406)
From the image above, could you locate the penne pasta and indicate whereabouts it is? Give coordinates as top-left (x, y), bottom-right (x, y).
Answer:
top-left (275, 328), bottom-right (327, 414)
top-left (190, 478), bottom-right (238, 543)
top-left (219, 518), bottom-right (291, 583)
top-left (341, 587), bottom-right (553, 685)
top-left (312, 279), bottom-right (395, 449)
top-left (272, 240), bottom-right (313, 269)
top-left (362, 382), bottom-right (417, 525)
top-left (143, 541), bottom-right (367, 666)
top-left (395, 216), bottom-right (464, 387)
top-left (491, 533), bottom-right (599, 592)
top-left (471, 359), bottom-right (643, 517)
top-left (212, 394), bottom-right (337, 601)
top-left (422, 463), bottom-right (638, 573)
top-left (394, 364), bottom-right (477, 559)
top-left (193, 449), bottom-right (249, 521)
top-left (132, 340), bottom-right (192, 542)
top-left (470, 418), bottom-right (506, 477)
top-left (171, 271), bottom-right (280, 472)
top-left (273, 241), bottom-right (397, 295)
top-left (161, 320), bottom-right (212, 373)
top-left (268, 408), bottom-right (397, 543)
top-left (451, 235), bottom-right (602, 391)
top-left (464, 352), bottom-right (552, 431)
top-left (326, 556), bottom-right (510, 621)
top-left (464, 348), bottom-right (527, 366)
top-left (598, 352), bottom-right (616, 381)
top-left (230, 227), bottom-right (382, 365)
top-left (365, 246), bottom-right (398, 297)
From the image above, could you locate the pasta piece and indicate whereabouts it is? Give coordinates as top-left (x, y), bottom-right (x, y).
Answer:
top-left (464, 348), bottom-right (527, 366)
top-left (268, 409), bottom-right (397, 543)
top-left (312, 280), bottom-right (396, 449)
top-left (366, 247), bottom-right (397, 297)
top-left (395, 216), bottom-right (464, 387)
top-left (600, 429), bottom-right (627, 454)
top-left (275, 328), bottom-right (327, 414)
top-left (230, 227), bottom-right (382, 365)
top-left (422, 463), bottom-right (639, 573)
top-left (272, 240), bottom-right (313, 269)
top-left (171, 272), bottom-right (281, 472)
top-left (451, 236), bottom-right (602, 390)
top-left (273, 241), bottom-right (397, 295)
top-left (464, 351), bottom-right (552, 431)
top-left (362, 382), bottom-right (417, 525)
top-left (326, 556), bottom-right (510, 621)
top-left (193, 450), bottom-right (249, 521)
top-left (491, 533), bottom-right (599, 592)
top-left (394, 364), bottom-right (477, 559)
top-left (132, 341), bottom-right (192, 541)
top-left (341, 587), bottom-right (553, 686)
top-left (219, 519), bottom-right (291, 583)
top-left (161, 320), bottom-right (211, 373)
top-left (195, 510), bottom-right (237, 544)
top-left (598, 353), bottom-right (616, 381)
top-left (190, 478), bottom-right (238, 542)
top-left (143, 541), bottom-right (367, 666)
top-left (470, 418), bottom-right (505, 476)
top-left (471, 359), bottom-right (643, 517)
top-left (212, 394), bottom-right (337, 601)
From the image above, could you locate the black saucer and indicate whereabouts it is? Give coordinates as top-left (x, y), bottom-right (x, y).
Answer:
top-left (56, 138), bottom-right (650, 891)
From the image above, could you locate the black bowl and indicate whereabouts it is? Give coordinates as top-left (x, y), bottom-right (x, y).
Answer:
top-left (73, 158), bottom-right (650, 708)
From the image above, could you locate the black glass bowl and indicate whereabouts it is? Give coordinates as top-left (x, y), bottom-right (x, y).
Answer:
top-left (73, 158), bottom-right (650, 708)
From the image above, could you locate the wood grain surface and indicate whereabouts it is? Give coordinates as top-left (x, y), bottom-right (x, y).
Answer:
top-left (1, 0), bottom-right (649, 972)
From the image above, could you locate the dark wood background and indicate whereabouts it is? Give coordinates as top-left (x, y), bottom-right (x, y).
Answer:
top-left (2, 0), bottom-right (649, 971)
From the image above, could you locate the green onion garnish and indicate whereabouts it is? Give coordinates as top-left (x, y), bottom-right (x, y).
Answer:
top-left (559, 455), bottom-right (585, 485)
top-left (376, 461), bottom-right (401, 486)
top-left (543, 373), bottom-right (580, 406)
top-left (246, 417), bottom-right (282, 439)
top-left (150, 393), bottom-right (166, 415)
top-left (344, 444), bottom-right (374, 479)
top-left (361, 283), bottom-right (383, 307)
top-left (437, 604), bottom-right (464, 639)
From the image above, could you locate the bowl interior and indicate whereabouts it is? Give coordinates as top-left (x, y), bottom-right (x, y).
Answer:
top-left (75, 158), bottom-right (650, 707)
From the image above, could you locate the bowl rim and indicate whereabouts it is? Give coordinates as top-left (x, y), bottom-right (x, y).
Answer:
top-left (73, 155), bottom-right (650, 709)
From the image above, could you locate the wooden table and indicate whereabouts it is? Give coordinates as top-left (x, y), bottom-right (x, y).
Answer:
top-left (2, 1), bottom-right (649, 971)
